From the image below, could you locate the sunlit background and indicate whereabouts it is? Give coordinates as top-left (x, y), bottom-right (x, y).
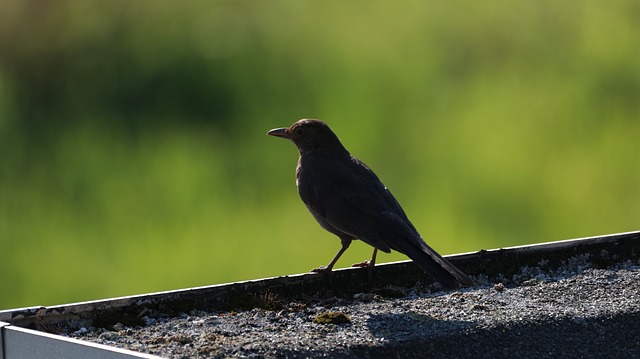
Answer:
top-left (1, 1), bottom-right (638, 309)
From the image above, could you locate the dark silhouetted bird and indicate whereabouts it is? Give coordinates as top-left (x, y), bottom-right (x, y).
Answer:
top-left (267, 119), bottom-right (473, 290)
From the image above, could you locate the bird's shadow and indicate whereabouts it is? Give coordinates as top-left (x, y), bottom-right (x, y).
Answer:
top-left (365, 311), bottom-right (473, 344)
top-left (357, 310), bottom-right (640, 359)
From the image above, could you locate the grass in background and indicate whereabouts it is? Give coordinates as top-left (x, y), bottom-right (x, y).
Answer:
top-left (0, 0), bottom-right (639, 309)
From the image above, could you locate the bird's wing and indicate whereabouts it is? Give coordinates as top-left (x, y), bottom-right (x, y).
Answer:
top-left (300, 158), bottom-right (398, 252)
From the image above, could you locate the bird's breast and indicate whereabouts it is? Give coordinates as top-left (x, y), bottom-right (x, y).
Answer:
top-left (295, 158), bottom-right (303, 188)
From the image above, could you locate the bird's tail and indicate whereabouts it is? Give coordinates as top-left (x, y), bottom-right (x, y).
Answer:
top-left (392, 235), bottom-right (473, 290)
top-left (416, 240), bottom-right (473, 289)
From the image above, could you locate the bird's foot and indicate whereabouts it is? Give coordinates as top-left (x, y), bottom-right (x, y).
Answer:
top-left (311, 266), bottom-right (333, 275)
top-left (351, 260), bottom-right (374, 268)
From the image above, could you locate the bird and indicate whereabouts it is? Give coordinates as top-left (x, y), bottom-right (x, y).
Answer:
top-left (267, 119), bottom-right (473, 290)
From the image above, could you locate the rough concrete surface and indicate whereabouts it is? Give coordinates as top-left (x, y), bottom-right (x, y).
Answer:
top-left (63, 256), bottom-right (640, 358)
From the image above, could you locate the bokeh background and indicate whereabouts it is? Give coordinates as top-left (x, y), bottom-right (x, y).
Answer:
top-left (1, 1), bottom-right (638, 309)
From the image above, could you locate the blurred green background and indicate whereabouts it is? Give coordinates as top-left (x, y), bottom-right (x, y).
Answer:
top-left (1, 0), bottom-right (639, 309)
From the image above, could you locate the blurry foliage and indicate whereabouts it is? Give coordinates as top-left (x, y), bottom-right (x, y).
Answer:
top-left (1, 0), bottom-right (639, 309)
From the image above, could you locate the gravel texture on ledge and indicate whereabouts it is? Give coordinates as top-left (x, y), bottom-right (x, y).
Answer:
top-left (63, 256), bottom-right (640, 358)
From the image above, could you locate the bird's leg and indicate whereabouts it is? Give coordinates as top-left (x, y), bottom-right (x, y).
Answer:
top-left (311, 238), bottom-right (351, 275)
top-left (352, 248), bottom-right (378, 268)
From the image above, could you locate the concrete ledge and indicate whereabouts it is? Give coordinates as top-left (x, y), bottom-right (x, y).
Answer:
top-left (1, 231), bottom-right (639, 358)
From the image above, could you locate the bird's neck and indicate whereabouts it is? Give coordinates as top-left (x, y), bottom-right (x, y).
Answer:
top-left (297, 143), bottom-right (350, 159)
top-left (296, 146), bottom-right (350, 174)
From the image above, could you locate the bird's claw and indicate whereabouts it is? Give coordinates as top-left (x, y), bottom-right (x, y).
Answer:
top-left (351, 260), bottom-right (373, 268)
top-left (311, 266), bottom-right (333, 275)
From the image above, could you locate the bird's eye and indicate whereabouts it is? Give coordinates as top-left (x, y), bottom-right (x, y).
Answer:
top-left (293, 126), bottom-right (304, 137)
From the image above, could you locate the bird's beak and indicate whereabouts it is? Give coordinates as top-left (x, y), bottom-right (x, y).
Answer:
top-left (267, 127), bottom-right (289, 139)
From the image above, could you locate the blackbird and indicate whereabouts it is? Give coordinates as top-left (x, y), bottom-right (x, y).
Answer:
top-left (267, 119), bottom-right (473, 289)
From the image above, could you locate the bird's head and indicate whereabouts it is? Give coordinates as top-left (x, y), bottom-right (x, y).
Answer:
top-left (267, 119), bottom-right (347, 155)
